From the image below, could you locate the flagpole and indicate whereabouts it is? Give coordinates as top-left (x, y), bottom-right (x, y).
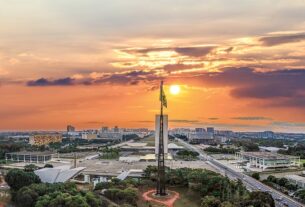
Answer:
top-left (156, 80), bottom-right (166, 195)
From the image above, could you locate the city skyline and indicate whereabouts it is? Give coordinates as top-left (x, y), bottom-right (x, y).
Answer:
top-left (1, 1), bottom-right (305, 132)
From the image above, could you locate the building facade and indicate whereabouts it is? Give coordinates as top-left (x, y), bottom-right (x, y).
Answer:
top-left (235, 151), bottom-right (300, 171)
top-left (5, 151), bottom-right (54, 163)
top-left (81, 133), bottom-right (98, 140)
top-left (29, 134), bottom-right (62, 146)
top-left (188, 131), bottom-right (214, 144)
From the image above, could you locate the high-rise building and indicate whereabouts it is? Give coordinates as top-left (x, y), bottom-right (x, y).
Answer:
top-left (207, 127), bottom-right (215, 134)
top-left (195, 128), bottom-right (206, 133)
top-left (113, 126), bottom-right (119, 132)
top-left (67, 125), bottom-right (75, 132)
top-left (155, 114), bottom-right (168, 154)
top-left (101, 126), bottom-right (108, 133)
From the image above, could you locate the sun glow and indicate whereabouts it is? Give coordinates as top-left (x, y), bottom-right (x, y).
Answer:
top-left (169, 85), bottom-right (181, 95)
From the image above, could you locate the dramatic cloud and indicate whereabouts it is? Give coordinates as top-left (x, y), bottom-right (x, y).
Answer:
top-left (174, 46), bottom-right (216, 57)
top-left (27, 77), bottom-right (75, 86)
top-left (169, 119), bottom-right (200, 124)
top-left (188, 67), bottom-right (305, 107)
top-left (27, 70), bottom-right (160, 87)
top-left (232, 116), bottom-right (272, 121)
top-left (122, 46), bottom-right (216, 57)
top-left (27, 67), bottom-right (305, 108)
top-left (162, 63), bottom-right (204, 73)
top-left (259, 33), bottom-right (305, 46)
top-left (208, 117), bottom-right (219, 120)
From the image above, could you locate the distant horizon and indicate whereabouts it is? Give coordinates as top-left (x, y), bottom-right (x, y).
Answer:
top-left (1, 126), bottom-right (305, 134)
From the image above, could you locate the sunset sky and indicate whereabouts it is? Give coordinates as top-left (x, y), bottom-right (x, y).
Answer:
top-left (1, 0), bottom-right (305, 132)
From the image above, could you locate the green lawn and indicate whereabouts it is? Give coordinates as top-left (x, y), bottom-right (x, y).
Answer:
top-left (142, 136), bottom-right (155, 147)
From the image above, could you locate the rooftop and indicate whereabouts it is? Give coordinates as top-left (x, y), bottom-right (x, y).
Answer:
top-left (6, 151), bottom-right (55, 156)
top-left (239, 151), bottom-right (298, 160)
top-left (34, 165), bottom-right (86, 183)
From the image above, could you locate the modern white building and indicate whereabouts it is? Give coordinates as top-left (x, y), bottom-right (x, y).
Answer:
top-left (5, 151), bottom-right (54, 163)
top-left (34, 165), bottom-right (86, 183)
top-left (155, 114), bottom-right (168, 154)
top-left (235, 151), bottom-right (300, 171)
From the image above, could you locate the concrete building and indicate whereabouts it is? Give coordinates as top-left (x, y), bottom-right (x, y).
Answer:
top-left (259, 146), bottom-right (285, 153)
top-left (188, 130), bottom-right (214, 144)
top-left (101, 126), bottom-right (109, 133)
top-left (99, 132), bottom-right (122, 141)
top-left (285, 175), bottom-right (305, 188)
top-left (113, 126), bottom-right (119, 132)
top-left (258, 131), bottom-right (274, 139)
top-left (235, 151), bottom-right (300, 171)
top-left (29, 134), bottom-right (62, 146)
top-left (81, 133), bottom-right (97, 140)
top-left (207, 127), bottom-right (215, 134)
top-left (155, 114), bottom-right (168, 155)
top-left (5, 151), bottom-right (54, 163)
top-left (195, 128), bottom-right (206, 133)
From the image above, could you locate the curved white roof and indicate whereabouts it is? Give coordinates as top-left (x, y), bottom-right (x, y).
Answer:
top-left (34, 165), bottom-right (86, 183)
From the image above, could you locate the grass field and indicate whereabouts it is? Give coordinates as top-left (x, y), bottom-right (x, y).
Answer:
top-left (141, 136), bottom-right (185, 147)
top-left (142, 136), bottom-right (155, 146)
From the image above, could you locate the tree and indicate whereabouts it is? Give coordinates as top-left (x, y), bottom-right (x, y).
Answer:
top-left (251, 172), bottom-right (260, 180)
top-left (14, 186), bottom-right (39, 207)
top-left (220, 201), bottom-right (234, 207)
top-left (5, 169), bottom-right (41, 191)
top-left (201, 196), bottom-right (221, 207)
top-left (277, 177), bottom-right (288, 187)
top-left (85, 192), bottom-right (102, 207)
top-left (143, 165), bottom-right (158, 180)
top-left (248, 191), bottom-right (275, 207)
top-left (24, 164), bottom-right (39, 172)
top-left (94, 182), bottom-right (111, 190)
top-left (267, 175), bottom-right (277, 183)
top-left (44, 163), bottom-right (53, 168)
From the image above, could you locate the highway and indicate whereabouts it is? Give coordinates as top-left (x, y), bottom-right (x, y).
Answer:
top-left (176, 138), bottom-right (304, 207)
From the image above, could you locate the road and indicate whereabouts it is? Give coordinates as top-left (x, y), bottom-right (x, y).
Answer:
top-left (176, 138), bottom-right (304, 207)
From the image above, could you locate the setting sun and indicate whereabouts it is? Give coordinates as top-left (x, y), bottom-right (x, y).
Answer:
top-left (169, 85), bottom-right (181, 95)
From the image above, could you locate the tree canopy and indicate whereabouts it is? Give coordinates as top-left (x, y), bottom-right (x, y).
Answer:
top-left (5, 169), bottom-right (41, 191)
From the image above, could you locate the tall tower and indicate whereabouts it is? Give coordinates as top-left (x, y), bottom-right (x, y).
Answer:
top-left (155, 114), bottom-right (168, 154)
top-left (156, 81), bottom-right (167, 196)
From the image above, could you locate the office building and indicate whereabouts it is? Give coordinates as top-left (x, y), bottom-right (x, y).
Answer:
top-left (100, 126), bottom-right (109, 133)
top-left (155, 114), bottom-right (168, 154)
top-left (195, 128), bottom-right (206, 133)
top-left (113, 126), bottom-right (119, 132)
top-left (81, 133), bottom-right (97, 140)
top-left (235, 151), bottom-right (300, 171)
top-left (188, 129), bottom-right (214, 144)
top-left (5, 151), bottom-right (54, 163)
top-left (207, 127), bottom-right (215, 134)
top-left (29, 134), bottom-right (62, 146)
